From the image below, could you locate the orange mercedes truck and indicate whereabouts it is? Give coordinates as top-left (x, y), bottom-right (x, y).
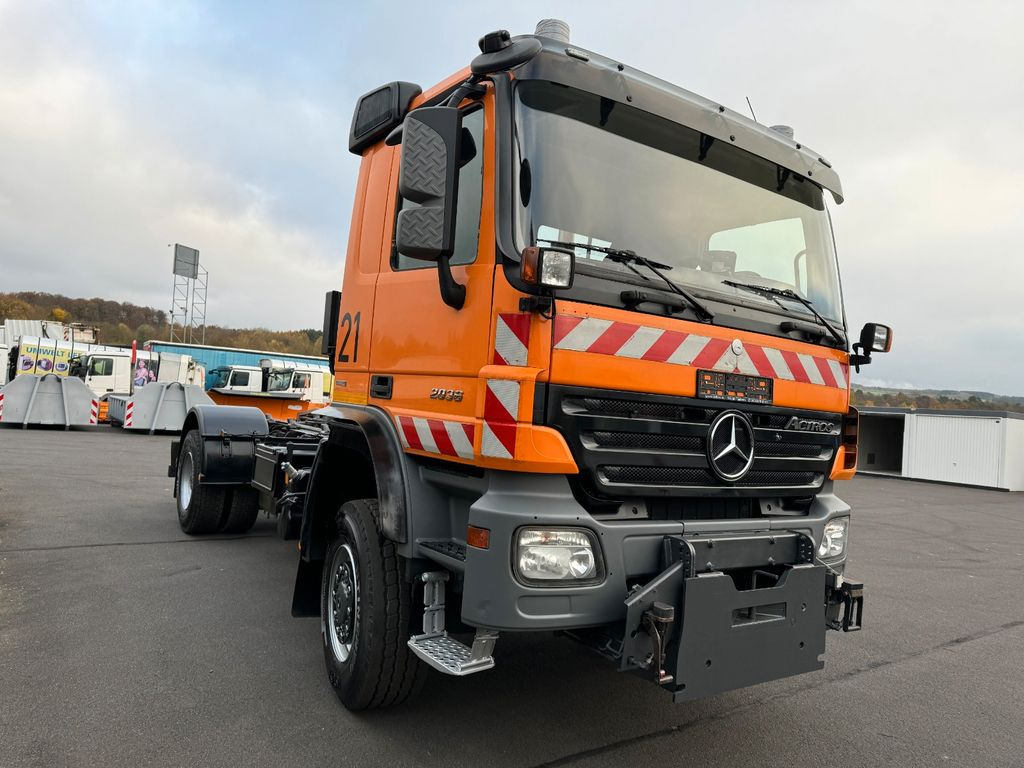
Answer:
top-left (169, 21), bottom-right (893, 709)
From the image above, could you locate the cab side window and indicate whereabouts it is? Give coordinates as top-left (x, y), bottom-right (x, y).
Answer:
top-left (88, 357), bottom-right (113, 376)
top-left (393, 107), bottom-right (484, 271)
top-left (229, 370), bottom-right (250, 387)
top-left (293, 373), bottom-right (311, 389)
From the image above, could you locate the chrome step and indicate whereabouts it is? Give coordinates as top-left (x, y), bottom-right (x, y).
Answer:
top-left (407, 571), bottom-right (496, 676)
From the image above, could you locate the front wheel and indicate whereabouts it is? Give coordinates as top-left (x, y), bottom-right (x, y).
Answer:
top-left (320, 499), bottom-right (425, 710)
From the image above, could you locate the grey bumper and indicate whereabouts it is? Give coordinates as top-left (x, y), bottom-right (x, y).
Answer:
top-left (460, 472), bottom-right (850, 631)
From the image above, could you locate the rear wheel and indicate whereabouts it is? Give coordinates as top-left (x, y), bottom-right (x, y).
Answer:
top-left (176, 430), bottom-right (227, 535)
top-left (320, 499), bottom-right (425, 710)
top-left (220, 488), bottom-right (260, 534)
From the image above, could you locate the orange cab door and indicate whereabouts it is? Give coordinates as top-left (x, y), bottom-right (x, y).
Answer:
top-left (332, 142), bottom-right (395, 404)
top-left (367, 99), bottom-right (494, 443)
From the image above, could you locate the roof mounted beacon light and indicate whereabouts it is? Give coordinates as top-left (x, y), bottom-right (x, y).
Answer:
top-left (471, 29), bottom-right (542, 76)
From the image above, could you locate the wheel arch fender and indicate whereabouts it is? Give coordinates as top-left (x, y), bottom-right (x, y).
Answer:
top-left (175, 404), bottom-right (269, 486)
top-left (292, 405), bottom-right (411, 617)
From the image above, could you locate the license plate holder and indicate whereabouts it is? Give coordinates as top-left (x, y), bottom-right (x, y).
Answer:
top-left (697, 370), bottom-right (773, 404)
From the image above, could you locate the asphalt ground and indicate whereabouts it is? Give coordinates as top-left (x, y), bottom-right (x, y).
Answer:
top-left (1, 428), bottom-right (1023, 768)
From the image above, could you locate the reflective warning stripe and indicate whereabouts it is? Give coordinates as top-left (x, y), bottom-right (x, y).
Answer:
top-left (482, 379), bottom-right (520, 459)
top-left (493, 313), bottom-right (530, 366)
top-left (0, 393), bottom-right (4, 421)
top-left (125, 401), bottom-right (134, 427)
top-left (89, 399), bottom-right (99, 425)
top-left (552, 315), bottom-right (848, 389)
top-left (394, 414), bottom-right (474, 460)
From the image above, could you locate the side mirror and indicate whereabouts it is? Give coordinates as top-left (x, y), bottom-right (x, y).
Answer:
top-left (850, 322), bottom-right (893, 372)
top-left (395, 106), bottom-right (466, 309)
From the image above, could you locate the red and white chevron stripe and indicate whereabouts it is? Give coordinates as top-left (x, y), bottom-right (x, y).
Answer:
top-left (553, 315), bottom-right (848, 389)
top-left (89, 399), bottom-right (99, 425)
top-left (125, 400), bottom-right (135, 428)
top-left (395, 414), bottom-right (475, 460)
top-left (0, 392), bottom-right (5, 422)
top-left (493, 313), bottom-right (530, 366)
top-left (482, 379), bottom-right (520, 459)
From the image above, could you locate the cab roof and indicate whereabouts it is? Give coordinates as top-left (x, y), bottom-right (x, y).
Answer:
top-left (513, 34), bottom-right (844, 203)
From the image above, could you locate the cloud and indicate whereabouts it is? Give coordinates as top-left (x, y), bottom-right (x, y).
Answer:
top-left (0, 0), bottom-right (1022, 394)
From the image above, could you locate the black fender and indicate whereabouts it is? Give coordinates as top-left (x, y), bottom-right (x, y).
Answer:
top-left (292, 404), bottom-right (410, 617)
top-left (175, 405), bottom-right (269, 487)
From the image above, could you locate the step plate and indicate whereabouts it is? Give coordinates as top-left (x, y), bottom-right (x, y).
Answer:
top-left (408, 633), bottom-right (495, 676)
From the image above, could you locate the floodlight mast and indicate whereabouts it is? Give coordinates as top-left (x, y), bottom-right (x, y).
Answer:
top-left (168, 243), bottom-right (207, 344)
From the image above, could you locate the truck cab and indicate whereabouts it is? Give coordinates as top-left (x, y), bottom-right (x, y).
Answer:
top-left (207, 365), bottom-right (263, 393)
top-left (79, 350), bottom-right (203, 396)
top-left (172, 20), bottom-right (892, 710)
top-left (209, 362), bottom-right (329, 402)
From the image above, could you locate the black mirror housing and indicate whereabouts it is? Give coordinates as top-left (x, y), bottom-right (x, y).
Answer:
top-left (395, 106), bottom-right (462, 262)
top-left (860, 323), bottom-right (893, 353)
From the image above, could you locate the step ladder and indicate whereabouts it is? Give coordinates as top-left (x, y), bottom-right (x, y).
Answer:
top-left (407, 571), bottom-right (497, 676)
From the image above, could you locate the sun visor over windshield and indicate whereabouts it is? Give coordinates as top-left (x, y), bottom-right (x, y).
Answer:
top-left (512, 37), bottom-right (844, 204)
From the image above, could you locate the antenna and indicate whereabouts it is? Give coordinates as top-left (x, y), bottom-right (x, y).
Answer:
top-left (745, 96), bottom-right (758, 123)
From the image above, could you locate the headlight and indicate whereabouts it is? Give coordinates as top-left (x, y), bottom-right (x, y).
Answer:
top-left (818, 517), bottom-right (849, 559)
top-left (515, 528), bottom-right (600, 584)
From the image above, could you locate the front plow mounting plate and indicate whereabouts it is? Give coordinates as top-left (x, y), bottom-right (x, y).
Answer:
top-left (670, 563), bottom-right (826, 701)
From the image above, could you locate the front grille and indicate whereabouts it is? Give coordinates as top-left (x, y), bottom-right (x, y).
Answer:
top-left (589, 431), bottom-right (703, 452)
top-left (601, 466), bottom-right (822, 489)
top-left (543, 385), bottom-right (840, 501)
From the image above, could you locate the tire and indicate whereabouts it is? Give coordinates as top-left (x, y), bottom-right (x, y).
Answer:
top-left (176, 430), bottom-right (228, 535)
top-left (277, 500), bottom-right (300, 540)
top-left (220, 488), bottom-right (260, 534)
top-left (321, 499), bottom-right (426, 710)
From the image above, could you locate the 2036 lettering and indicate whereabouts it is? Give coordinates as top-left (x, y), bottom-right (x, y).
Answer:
top-left (429, 387), bottom-right (464, 402)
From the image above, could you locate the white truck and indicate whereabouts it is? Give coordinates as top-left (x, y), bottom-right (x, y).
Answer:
top-left (77, 349), bottom-right (205, 397)
top-left (206, 359), bottom-right (330, 403)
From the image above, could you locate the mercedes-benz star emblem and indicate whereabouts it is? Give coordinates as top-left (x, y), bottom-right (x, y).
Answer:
top-left (707, 411), bottom-right (756, 481)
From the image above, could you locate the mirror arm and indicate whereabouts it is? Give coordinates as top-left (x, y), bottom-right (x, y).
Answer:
top-left (445, 75), bottom-right (487, 108)
top-left (437, 254), bottom-right (466, 310)
top-left (849, 343), bottom-right (871, 373)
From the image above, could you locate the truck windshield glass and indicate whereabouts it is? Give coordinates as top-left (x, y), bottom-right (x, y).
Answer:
top-left (208, 368), bottom-right (230, 388)
top-left (267, 371), bottom-right (293, 391)
top-left (513, 81), bottom-right (844, 322)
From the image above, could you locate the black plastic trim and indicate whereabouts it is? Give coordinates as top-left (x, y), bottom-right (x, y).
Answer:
top-left (540, 385), bottom-right (840, 501)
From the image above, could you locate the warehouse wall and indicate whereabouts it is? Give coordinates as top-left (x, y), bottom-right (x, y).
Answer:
top-left (1002, 419), bottom-right (1024, 492)
top-left (904, 414), bottom-right (1003, 488)
top-left (858, 414), bottom-right (905, 474)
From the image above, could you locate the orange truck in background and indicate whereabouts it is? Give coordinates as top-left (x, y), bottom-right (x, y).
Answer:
top-left (169, 20), bottom-right (893, 710)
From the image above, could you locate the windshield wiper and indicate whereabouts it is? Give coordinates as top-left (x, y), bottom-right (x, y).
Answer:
top-left (722, 279), bottom-right (846, 347)
top-left (537, 239), bottom-right (714, 322)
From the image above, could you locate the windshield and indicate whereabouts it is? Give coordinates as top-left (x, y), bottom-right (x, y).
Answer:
top-left (267, 371), bottom-right (293, 391)
top-left (514, 81), bottom-right (844, 323)
top-left (208, 368), bottom-right (230, 388)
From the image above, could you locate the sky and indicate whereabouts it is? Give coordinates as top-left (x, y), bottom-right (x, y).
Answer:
top-left (1, 1), bottom-right (1022, 394)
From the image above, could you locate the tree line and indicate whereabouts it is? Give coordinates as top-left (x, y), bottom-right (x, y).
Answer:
top-left (1, 292), bottom-right (324, 356)
top-left (851, 389), bottom-right (1023, 414)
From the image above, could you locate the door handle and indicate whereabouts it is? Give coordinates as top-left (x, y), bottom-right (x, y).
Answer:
top-left (370, 375), bottom-right (392, 400)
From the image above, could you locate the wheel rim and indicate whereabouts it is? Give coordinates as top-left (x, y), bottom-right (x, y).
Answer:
top-left (179, 452), bottom-right (193, 509)
top-left (328, 543), bottom-right (359, 663)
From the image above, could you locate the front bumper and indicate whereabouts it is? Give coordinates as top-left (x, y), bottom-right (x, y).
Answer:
top-left (461, 473), bottom-right (850, 631)
top-left (457, 473), bottom-right (862, 700)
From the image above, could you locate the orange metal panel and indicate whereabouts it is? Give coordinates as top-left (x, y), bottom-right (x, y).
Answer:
top-left (208, 390), bottom-right (318, 421)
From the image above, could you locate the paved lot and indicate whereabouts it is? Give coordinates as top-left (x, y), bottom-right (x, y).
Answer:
top-left (1, 428), bottom-right (1023, 767)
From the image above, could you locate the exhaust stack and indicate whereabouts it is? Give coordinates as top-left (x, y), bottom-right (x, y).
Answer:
top-left (535, 18), bottom-right (570, 43)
